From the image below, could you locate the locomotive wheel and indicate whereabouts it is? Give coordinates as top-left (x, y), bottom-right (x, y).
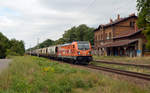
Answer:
top-left (74, 60), bottom-right (79, 64)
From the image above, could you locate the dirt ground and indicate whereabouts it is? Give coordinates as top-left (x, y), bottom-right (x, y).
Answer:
top-left (0, 59), bottom-right (11, 73)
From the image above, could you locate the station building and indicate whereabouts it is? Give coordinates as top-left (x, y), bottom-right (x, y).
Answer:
top-left (94, 14), bottom-right (148, 57)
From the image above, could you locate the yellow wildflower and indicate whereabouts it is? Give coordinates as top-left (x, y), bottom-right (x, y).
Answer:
top-left (43, 67), bottom-right (50, 72)
top-left (43, 67), bottom-right (55, 72)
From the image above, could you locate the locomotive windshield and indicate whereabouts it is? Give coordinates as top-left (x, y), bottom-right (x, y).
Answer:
top-left (77, 41), bottom-right (90, 50)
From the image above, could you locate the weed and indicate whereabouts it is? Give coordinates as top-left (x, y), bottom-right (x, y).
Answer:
top-left (0, 56), bottom-right (149, 93)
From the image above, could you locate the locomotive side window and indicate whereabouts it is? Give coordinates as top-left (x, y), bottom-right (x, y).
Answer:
top-left (73, 45), bottom-right (75, 48)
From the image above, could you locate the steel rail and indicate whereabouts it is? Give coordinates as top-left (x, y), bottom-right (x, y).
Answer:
top-left (94, 60), bottom-right (150, 69)
top-left (86, 64), bottom-right (150, 81)
top-left (47, 59), bottom-right (150, 81)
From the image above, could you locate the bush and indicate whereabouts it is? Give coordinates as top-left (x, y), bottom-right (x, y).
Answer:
top-left (6, 49), bottom-right (20, 56)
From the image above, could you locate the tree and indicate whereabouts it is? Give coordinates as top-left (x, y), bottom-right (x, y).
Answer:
top-left (38, 39), bottom-right (55, 48)
top-left (55, 38), bottom-right (66, 45)
top-left (62, 24), bottom-right (95, 45)
top-left (28, 24), bottom-right (95, 51)
top-left (0, 32), bottom-right (9, 58)
top-left (62, 26), bottom-right (77, 42)
top-left (137, 0), bottom-right (150, 49)
top-left (0, 32), bottom-right (25, 57)
top-left (28, 39), bottom-right (55, 51)
top-left (7, 39), bottom-right (25, 56)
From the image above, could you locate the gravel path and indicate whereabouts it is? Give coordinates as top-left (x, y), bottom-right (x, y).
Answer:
top-left (0, 59), bottom-right (11, 73)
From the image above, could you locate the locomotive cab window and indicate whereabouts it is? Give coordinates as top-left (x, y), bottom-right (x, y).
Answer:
top-left (77, 41), bottom-right (90, 50)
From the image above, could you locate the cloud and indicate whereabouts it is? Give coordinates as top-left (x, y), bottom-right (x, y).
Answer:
top-left (0, 0), bottom-right (137, 49)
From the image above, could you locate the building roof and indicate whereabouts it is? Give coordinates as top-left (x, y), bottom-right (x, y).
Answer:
top-left (94, 14), bottom-right (137, 32)
top-left (99, 39), bottom-right (138, 48)
top-left (113, 30), bottom-right (142, 39)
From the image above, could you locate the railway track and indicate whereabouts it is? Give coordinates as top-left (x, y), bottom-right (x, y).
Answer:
top-left (94, 60), bottom-right (150, 69)
top-left (34, 56), bottom-right (150, 81)
top-left (52, 59), bottom-right (150, 81)
top-left (86, 64), bottom-right (150, 81)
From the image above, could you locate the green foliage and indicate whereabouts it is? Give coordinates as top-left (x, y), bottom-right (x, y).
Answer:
top-left (143, 26), bottom-right (150, 49)
top-left (0, 32), bottom-right (25, 58)
top-left (137, 0), bottom-right (150, 49)
top-left (27, 39), bottom-right (55, 51)
top-left (0, 32), bottom-right (9, 58)
top-left (6, 49), bottom-right (19, 56)
top-left (55, 38), bottom-right (66, 45)
top-left (8, 39), bottom-right (25, 56)
top-left (38, 39), bottom-right (55, 48)
top-left (62, 24), bottom-right (94, 45)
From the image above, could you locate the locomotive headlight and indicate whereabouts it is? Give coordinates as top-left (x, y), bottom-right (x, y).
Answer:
top-left (78, 51), bottom-right (80, 55)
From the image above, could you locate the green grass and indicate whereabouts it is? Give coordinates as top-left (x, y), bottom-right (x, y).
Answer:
top-left (93, 56), bottom-right (150, 64)
top-left (0, 56), bottom-right (149, 93)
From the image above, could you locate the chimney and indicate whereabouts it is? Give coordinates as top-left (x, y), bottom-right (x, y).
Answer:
top-left (117, 14), bottom-right (120, 20)
top-left (101, 25), bottom-right (104, 30)
top-left (110, 18), bottom-right (113, 23)
top-left (129, 13), bottom-right (135, 17)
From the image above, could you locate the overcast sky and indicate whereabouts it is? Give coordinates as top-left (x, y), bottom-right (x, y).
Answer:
top-left (0, 0), bottom-right (137, 49)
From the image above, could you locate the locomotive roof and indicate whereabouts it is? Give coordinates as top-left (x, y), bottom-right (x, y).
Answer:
top-left (59, 41), bottom-right (90, 47)
top-left (77, 41), bottom-right (89, 44)
top-left (59, 43), bottom-right (72, 46)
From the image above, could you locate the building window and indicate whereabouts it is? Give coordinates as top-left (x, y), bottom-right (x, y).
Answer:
top-left (109, 32), bottom-right (111, 39)
top-left (106, 33), bottom-right (109, 40)
top-left (130, 21), bottom-right (135, 27)
top-left (99, 34), bottom-right (101, 40)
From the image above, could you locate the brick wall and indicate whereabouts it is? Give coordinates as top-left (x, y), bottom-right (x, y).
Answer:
top-left (114, 18), bottom-right (137, 38)
top-left (94, 15), bottom-right (138, 50)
